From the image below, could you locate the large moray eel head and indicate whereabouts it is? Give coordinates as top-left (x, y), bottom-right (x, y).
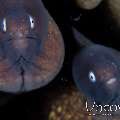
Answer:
top-left (0, 0), bottom-right (64, 93)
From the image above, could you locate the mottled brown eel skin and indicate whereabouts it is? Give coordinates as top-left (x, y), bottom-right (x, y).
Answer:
top-left (0, 0), bottom-right (64, 93)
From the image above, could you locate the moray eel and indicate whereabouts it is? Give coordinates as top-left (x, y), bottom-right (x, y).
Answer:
top-left (72, 28), bottom-right (120, 105)
top-left (74, 0), bottom-right (103, 10)
top-left (0, 0), bottom-right (64, 93)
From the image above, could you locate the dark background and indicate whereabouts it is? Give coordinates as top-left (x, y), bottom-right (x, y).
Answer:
top-left (0, 0), bottom-right (119, 119)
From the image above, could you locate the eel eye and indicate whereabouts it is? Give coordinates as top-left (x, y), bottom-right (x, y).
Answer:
top-left (89, 71), bottom-right (96, 83)
top-left (29, 15), bottom-right (34, 29)
top-left (2, 18), bottom-right (7, 32)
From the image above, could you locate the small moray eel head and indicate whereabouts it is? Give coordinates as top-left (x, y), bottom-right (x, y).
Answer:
top-left (73, 45), bottom-right (120, 105)
top-left (0, 0), bottom-right (64, 93)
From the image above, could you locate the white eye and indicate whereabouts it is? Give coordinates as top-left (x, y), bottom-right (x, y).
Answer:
top-left (89, 71), bottom-right (96, 83)
top-left (29, 15), bottom-right (34, 29)
top-left (2, 18), bottom-right (7, 32)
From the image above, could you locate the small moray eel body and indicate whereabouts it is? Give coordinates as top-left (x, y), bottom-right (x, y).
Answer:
top-left (72, 28), bottom-right (120, 105)
top-left (0, 0), bottom-right (64, 93)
